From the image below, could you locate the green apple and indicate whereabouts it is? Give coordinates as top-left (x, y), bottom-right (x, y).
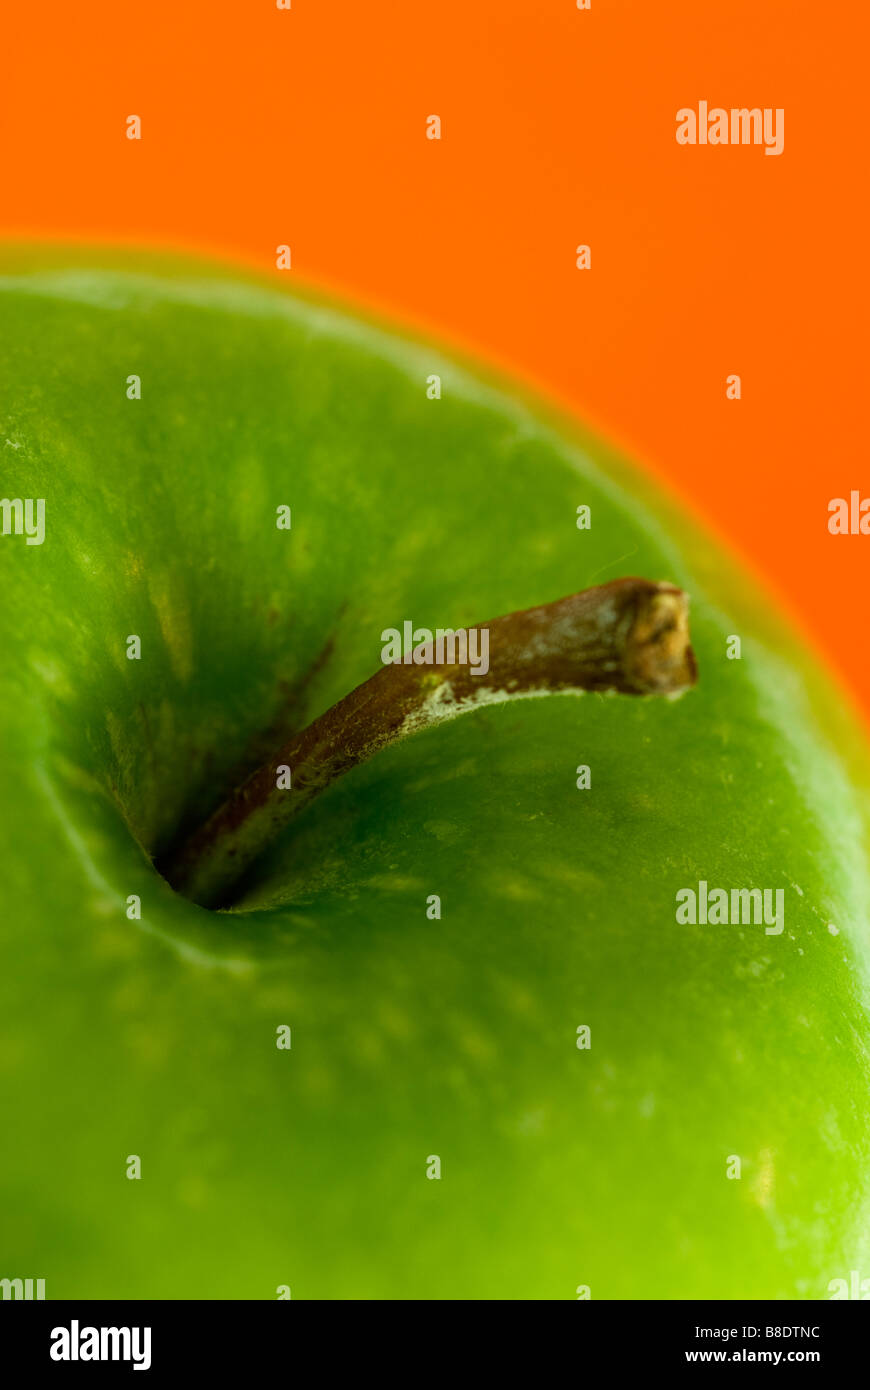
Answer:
top-left (1, 248), bottom-right (869, 1300)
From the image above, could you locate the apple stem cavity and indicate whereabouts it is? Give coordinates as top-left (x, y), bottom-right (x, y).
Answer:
top-left (164, 577), bottom-right (697, 909)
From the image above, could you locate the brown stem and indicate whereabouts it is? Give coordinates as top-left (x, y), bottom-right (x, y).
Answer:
top-left (166, 577), bottom-right (697, 908)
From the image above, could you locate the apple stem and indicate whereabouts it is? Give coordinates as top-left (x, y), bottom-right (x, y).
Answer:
top-left (163, 577), bottom-right (697, 909)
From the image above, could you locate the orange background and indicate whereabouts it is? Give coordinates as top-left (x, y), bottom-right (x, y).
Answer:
top-left (3, 1), bottom-right (868, 721)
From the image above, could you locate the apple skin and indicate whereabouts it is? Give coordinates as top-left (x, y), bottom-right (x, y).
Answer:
top-left (1, 248), bottom-right (869, 1300)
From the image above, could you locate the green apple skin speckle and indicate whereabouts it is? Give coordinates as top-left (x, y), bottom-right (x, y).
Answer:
top-left (1, 249), bottom-right (869, 1300)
